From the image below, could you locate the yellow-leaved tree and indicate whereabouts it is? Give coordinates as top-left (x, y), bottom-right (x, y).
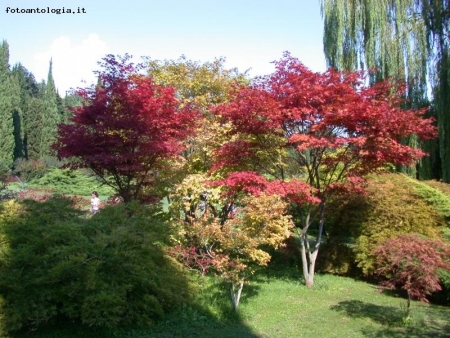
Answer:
top-left (146, 56), bottom-right (249, 173)
top-left (169, 175), bottom-right (293, 311)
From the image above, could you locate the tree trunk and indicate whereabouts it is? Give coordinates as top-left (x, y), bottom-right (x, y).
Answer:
top-left (406, 292), bottom-right (411, 318)
top-left (298, 202), bottom-right (326, 287)
top-left (230, 281), bottom-right (244, 311)
top-left (300, 234), bottom-right (319, 287)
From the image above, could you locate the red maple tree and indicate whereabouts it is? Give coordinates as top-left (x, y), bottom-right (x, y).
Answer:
top-left (375, 234), bottom-right (450, 317)
top-left (55, 54), bottom-right (198, 202)
top-left (212, 53), bottom-right (437, 286)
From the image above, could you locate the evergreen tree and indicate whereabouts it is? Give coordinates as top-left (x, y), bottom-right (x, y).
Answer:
top-left (11, 63), bottom-right (40, 161)
top-left (320, 0), bottom-right (449, 181)
top-left (0, 41), bottom-right (16, 168)
top-left (39, 59), bottom-right (60, 158)
top-left (56, 90), bottom-right (75, 124)
top-left (24, 97), bottom-right (45, 160)
top-left (60, 93), bottom-right (81, 123)
top-left (10, 74), bottom-right (22, 160)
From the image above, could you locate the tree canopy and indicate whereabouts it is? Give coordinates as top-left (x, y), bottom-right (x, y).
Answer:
top-left (211, 53), bottom-right (436, 286)
top-left (55, 54), bottom-right (198, 202)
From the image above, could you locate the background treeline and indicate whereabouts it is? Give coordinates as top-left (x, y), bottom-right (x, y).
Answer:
top-left (0, 40), bottom-right (79, 177)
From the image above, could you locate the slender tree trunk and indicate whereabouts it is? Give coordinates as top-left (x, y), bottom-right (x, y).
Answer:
top-left (230, 281), bottom-right (244, 311)
top-left (298, 202), bottom-right (326, 287)
top-left (406, 292), bottom-right (411, 318)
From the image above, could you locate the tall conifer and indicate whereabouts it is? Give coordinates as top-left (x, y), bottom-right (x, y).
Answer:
top-left (39, 59), bottom-right (60, 158)
top-left (24, 97), bottom-right (45, 160)
top-left (12, 64), bottom-right (40, 160)
top-left (0, 41), bottom-right (16, 168)
top-left (10, 74), bottom-right (22, 160)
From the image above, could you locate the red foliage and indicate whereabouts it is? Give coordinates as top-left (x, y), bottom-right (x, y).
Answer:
top-left (266, 180), bottom-right (320, 205)
top-left (211, 53), bottom-right (437, 287)
top-left (327, 176), bottom-right (368, 196)
top-left (211, 171), bottom-right (269, 197)
top-left (55, 54), bottom-right (198, 202)
top-left (375, 233), bottom-right (450, 302)
top-left (167, 245), bottom-right (217, 276)
top-left (17, 189), bottom-right (54, 203)
top-left (213, 53), bottom-right (437, 196)
top-left (212, 141), bottom-right (262, 172)
top-left (211, 171), bottom-right (319, 204)
top-left (214, 86), bottom-right (283, 135)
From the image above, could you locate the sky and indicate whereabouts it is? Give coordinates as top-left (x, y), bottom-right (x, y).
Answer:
top-left (1, 0), bottom-right (327, 95)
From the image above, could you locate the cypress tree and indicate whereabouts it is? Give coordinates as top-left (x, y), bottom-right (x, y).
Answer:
top-left (10, 74), bottom-right (22, 161)
top-left (24, 97), bottom-right (45, 160)
top-left (11, 63), bottom-right (40, 160)
top-left (39, 59), bottom-right (60, 158)
top-left (0, 41), bottom-right (16, 169)
top-left (60, 93), bottom-right (80, 123)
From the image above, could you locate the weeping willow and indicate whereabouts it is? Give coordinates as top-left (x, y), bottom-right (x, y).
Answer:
top-left (321, 0), bottom-right (450, 182)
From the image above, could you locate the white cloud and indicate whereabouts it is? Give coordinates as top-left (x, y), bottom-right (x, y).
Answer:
top-left (31, 34), bottom-right (109, 95)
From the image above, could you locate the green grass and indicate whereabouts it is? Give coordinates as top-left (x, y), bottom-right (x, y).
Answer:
top-left (8, 269), bottom-right (450, 338)
top-left (239, 272), bottom-right (449, 337)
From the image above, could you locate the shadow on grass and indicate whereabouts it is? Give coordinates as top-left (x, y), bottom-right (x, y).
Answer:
top-left (331, 300), bottom-right (450, 338)
top-left (141, 277), bottom-right (267, 337)
top-left (192, 276), bottom-right (263, 315)
top-left (360, 324), bottom-right (450, 338)
top-left (331, 300), bottom-right (402, 326)
top-left (11, 307), bottom-right (262, 338)
top-left (140, 305), bottom-right (262, 338)
top-left (251, 247), bottom-right (304, 284)
top-left (11, 278), bottom-right (263, 338)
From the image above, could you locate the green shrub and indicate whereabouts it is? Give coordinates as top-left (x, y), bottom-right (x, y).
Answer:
top-left (317, 242), bottom-right (357, 275)
top-left (31, 168), bottom-right (113, 196)
top-left (325, 174), bottom-right (444, 276)
top-left (401, 176), bottom-right (450, 226)
top-left (424, 179), bottom-right (450, 196)
top-left (0, 198), bottom-right (195, 333)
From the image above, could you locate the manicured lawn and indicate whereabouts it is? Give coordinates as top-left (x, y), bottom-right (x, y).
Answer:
top-left (10, 270), bottom-right (450, 338)
top-left (239, 273), bottom-right (449, 337)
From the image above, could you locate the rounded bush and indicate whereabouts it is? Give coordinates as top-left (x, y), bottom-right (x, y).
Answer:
top-left (324, 174), bottom-right (444, 276)
top-left (0, 197), bottom-right (195, 333)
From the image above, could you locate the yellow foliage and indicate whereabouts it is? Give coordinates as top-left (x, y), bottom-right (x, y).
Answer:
top-left (186, 118), bottom-right (233, 173)
top-left (0, 200), bottom-right (21, 221)
top-left (146, 56), bottom-right (249, 109)
top-left (325, 173), bottom-right (444, 276)
top-left (146, 56), bottom-right (249, 173)
top-left (169, 173), bottom-right (223, 222)
top-left (0, 200), bottom-right (21, 261)
top-left (175, 193), bottom-right (293, 285)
